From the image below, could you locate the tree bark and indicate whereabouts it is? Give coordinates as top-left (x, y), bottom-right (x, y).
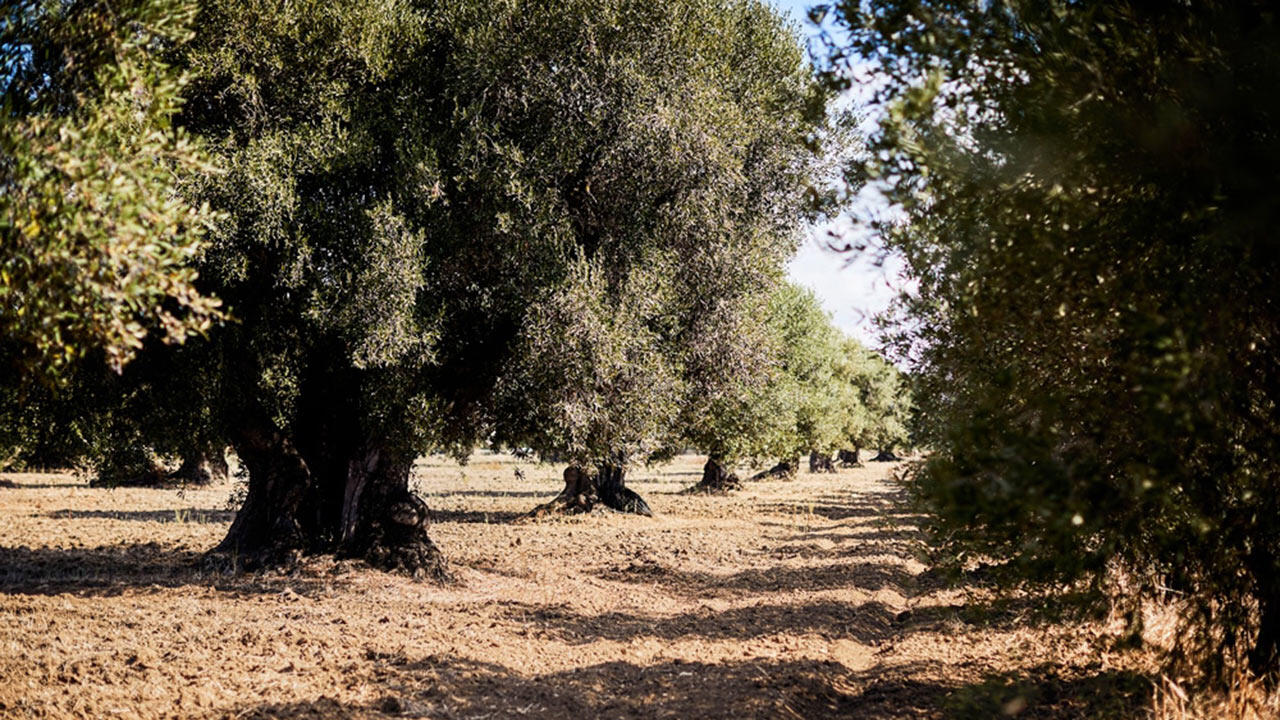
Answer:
top-left (529, 466), bottom-right (600, 517)
top-left (168, 447), bottom-right (229, 485)
top-left (809, 451), bottom-right (836, 473)
top-left (334, 447), bottom-right (444, 578)
top-left (595, 462), bottom-right (652, 516)
top-left (530, 463), bottom-right (652, 516)
top-left (685, 456), bottom-right (742, 494)
top-left (1248, 547), bottom-right (1280, 679)
top-left (216, 423), bottom-right (444, 578)
top-left (838, 448), bottom-right (861, 467)
top-left (872, 448), bottom-right (901, 462)
top-left (216, 425), bottom-right (317, 567)
top-left (750, 457), bottom-right (798, 481)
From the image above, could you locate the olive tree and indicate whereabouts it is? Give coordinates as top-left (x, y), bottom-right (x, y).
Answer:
top-left (832, 338), bottom-right (909, 464)
top-left (820, 0), bottom-right (1280, 679)
top-left (488, 0), bottom-right (825, 512)
top-left (159, 0), bottom-right (824, 570)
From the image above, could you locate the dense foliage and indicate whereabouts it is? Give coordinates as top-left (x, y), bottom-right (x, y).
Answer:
top-left (0, 0), bottom-right (222, 378)
top-left (821, 0), bottom-right (1280, 679)
top-left (135, 0), bottom-right (830, 565)
top-left (682, 281), bottom-right (908, 483)
top-left (832, 336), bottom-right (909, 458)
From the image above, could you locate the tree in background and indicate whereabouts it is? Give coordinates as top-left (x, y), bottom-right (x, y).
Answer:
top-left (736, 283), bottom-right (844, 480)
top-left (832, 337), bottom-right (909, 464)
top-left (820, 0), bottom-right (1280, 679)
top-left (0, 0), bottom-right (222, 379)
top-left (489, 0), bottom-right (824, 513)
top-left (677, 289), bottom-right (788, 494)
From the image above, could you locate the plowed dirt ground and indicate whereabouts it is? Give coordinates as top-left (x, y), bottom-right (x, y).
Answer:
top-left (1, 454), bottom-right (1153, 719)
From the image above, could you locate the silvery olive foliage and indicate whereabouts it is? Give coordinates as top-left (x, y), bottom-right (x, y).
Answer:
top-left (485, 0), bottom-right (829, 469)
top-left (1, 0), bottom-right (222, 378)
top-left (833, 337), bottom-right (909, 455)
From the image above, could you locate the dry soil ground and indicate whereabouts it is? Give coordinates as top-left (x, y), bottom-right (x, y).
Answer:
top-left (0, 454), bottom-right (1155, 719)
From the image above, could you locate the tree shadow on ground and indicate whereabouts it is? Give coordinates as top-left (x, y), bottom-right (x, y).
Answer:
top-left (427, 508), bottom-right (525, 524)
top-left (213, 655), bottom-right (1150, 720)
top-left (495, 598), bottom-right (898, 644)
top-left (0, 543), bottom-right (353, 598)
top-left (756, 483), bottom-right (917, 513)
top-left (43, 508), bottom-right (235, 523)
top-left (596, 558), bottom-right (918, 597)
top-left (421, 489), bottom-right (552, 499)
top-left (765, 526), bottom-right (920, 548)
top-left (907, 591), bottom-right (1107, 633)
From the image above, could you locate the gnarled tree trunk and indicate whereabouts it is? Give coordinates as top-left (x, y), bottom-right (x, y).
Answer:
top-left (216, 420), bottom-right (444, 578)
top-left (685, 456), bottom-right (741, 494)
top-left (837, 448), bottom-right (861, 467)
top-left (809, 451), bottom-right (836, 473)
top-left (529, 462), bottom-right (652, 517)
top-left (751, 457), bottom-right (798, 481)
top-left (872, 448), bottom-right (901, 462)
top-left (530, 466), bottom-right (599, 517)
top-left (334, 447), bottom-right (443, 577)
top-left (216, 425), bottom-right (317, 567)
top-left (595, 462), bottom-right (652, 516)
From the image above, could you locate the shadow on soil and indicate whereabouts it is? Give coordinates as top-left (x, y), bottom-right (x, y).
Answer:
top-left (43, 508), bottom-right (235, 523)
top-left (757, 488), bottom-right (924, 524)
top-left (428, 508), bottom-right (526, 524)
top-left (0, 543), bottom-right (348, 598)
top-left (497, 598), bottom-right (897, 644)
top-left (213, 655), bottom-right (1149, 720)
top-left (597, 559), bottom-right (917, 596)
top-left (421, 489), bottom-right (552, 499)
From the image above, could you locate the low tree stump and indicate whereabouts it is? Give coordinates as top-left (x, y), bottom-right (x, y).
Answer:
top-left (809, 451), bottom-right (836, 473)
top-left (750, 458), bottom-right (798, 481)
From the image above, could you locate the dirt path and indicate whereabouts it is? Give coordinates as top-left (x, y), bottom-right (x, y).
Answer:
top-left (0, 455), bottom-right (1149, 719)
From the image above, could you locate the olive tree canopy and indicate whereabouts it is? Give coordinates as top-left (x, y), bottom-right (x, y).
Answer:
top-left (819, 0), bottom-right (1280, 678)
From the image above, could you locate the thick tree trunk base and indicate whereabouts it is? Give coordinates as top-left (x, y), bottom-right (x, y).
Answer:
top-left (529, 465), bottom-right (652, 517)
top-left (213, 428), bottom-right (317, 569)
top-left (809, 451), bottom-right (836, 474)
top-left (529, 467), bottom-right (601, 517)
top-left (596, 463), bottom-right (652, 516)
top-left (684, 458), bottom-right (742, 495)
top-left (750, 458), bottom-right (798, 481)
top-left (872, 449), bottom-right (901, 462)
top-left (837, 449), bottom-right (862, 467)
top-left (341, 490), bottom-right (447, 580)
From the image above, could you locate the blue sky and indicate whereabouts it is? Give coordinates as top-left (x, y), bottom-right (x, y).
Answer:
top-left (769, 0), bottom-right (902, 347)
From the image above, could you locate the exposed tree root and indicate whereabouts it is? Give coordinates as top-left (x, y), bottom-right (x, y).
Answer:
top-left (683, 457), bottom-right (742, 495)
top-left (809, 451), bottom-right (836, 473)
top-left (530, 465), bottom-right (652, 517)
top-left (750, 458), bottom-right (798, 481)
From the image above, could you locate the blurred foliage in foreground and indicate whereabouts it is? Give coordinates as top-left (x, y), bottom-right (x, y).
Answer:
top-left (820, 0), bottom-right (1280, 681)
top-left (1, 0), bottom-right (222, 379)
